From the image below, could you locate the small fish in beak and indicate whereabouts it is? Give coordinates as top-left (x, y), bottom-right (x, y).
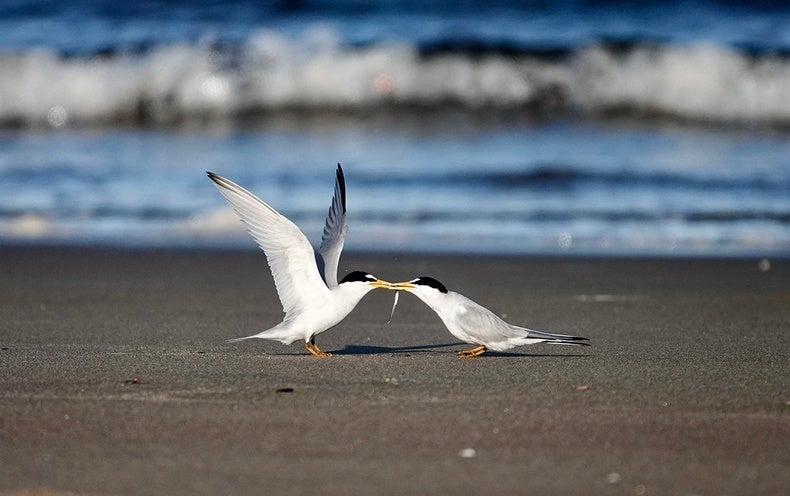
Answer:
top-left (387, 290), bottom-right (400, 324)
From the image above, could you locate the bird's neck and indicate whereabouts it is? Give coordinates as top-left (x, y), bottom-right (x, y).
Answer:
top-left (413, 291), bottom-right (447, 316)
top-left (331, 284), bottom-right (371, 311)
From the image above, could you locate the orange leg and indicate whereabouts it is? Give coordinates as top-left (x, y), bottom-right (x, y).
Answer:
top-left (458, 345), bottom-right (487, 358)
top-left (305, 341), bottom-right (332, 357)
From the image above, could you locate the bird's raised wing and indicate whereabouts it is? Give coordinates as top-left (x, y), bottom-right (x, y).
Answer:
top-left (317, 164), bottom-right (348, 288)
top-left (207, 172), bottom-right (330, 319)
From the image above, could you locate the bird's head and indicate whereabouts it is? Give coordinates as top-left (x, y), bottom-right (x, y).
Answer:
top-left (339, 270), bottom-right (392, 290)
top-left (389, 276), bottom-right (448, 295)
top-left (384, 276), bottom-right (448, 322)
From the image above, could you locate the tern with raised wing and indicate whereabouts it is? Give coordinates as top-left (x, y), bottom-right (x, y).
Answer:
top-left (390, 277), bottom-right (589, 357)
top-left (207, 164), bottom-right (391, 357)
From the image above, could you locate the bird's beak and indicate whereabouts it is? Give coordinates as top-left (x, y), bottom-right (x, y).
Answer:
top-left (388, 281), bottom-right (416, 291)
top-left (368, 279), bottom-right (395, 289)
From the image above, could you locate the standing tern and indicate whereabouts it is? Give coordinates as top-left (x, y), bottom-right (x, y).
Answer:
top-left (207, 164), bottom-right (391, 357)
top-left (390, 277), bottom-right (589, 357)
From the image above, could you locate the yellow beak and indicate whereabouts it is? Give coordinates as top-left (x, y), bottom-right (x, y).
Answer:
top-left (388, 281), bottom-right (416, 291)
top-left (369, 279), bottom-right (395, 289)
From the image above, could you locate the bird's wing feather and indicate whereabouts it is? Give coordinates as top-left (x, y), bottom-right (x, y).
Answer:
top-left (207, 172), bottom-right (330, 319)
top-left (451, 294), bottom-right (525, 344)
top-left (317, 164), bottom-right (348, 288)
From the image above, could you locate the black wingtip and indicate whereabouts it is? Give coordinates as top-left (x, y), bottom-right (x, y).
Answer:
top-left (562, 336), bottom-right (590, 346)
top-left (336, 163), bottom-right (347, 214)
top-left (548, 339), bottom-right (591, 347)
top-left (206, 171), bottom-right (218, 181)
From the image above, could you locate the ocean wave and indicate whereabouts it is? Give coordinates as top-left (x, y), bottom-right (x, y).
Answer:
top-left (170, 205), bottom-right (790, 242)
top-left (1, 33), bottom-right (790, 128)
top-left (4, 196), bottom-right (787, 227)
top-left (353, 165), bottom-right (790, 192)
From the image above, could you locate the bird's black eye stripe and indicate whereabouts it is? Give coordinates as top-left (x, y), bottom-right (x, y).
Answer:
top-left (413, 276), bottom-right (448, 293)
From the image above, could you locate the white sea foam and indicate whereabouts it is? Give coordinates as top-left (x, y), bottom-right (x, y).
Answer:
top-left (0, 213), bottom-right (58, 238)
top-left (1, 33), bottom-right (789, 127)
top-left (176, 209), bottom-right (246, 235)
top-left (570, 43), bottom-right (790, 123)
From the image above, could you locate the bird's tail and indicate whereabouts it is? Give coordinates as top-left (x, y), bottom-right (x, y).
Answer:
top-left (516, 327), bottom-right (591, 346)
top-left (227, 334), bottom-right (259, 343)
top-left (226, 323), bottom-right (301, 345)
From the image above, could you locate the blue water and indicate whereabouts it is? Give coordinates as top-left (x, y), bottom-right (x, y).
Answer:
top-left (0, 1), bottom-right (788, 256)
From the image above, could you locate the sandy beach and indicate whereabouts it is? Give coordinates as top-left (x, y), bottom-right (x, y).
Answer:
top-left (1, 245), bottom-right (788, 495)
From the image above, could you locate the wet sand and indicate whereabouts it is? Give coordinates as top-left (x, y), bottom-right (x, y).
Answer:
top-left (1, 245), bottom-right (788, 495)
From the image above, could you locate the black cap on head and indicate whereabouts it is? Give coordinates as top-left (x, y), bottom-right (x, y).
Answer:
top-left (340, 270), bottom-right (377, 284)
top-left (411, 276), bottom-right (448, 293)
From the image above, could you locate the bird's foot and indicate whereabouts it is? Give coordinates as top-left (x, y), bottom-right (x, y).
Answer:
top-left (305, 342), bottom-right (332, 357)
top-left (458, 345), bottom-right (487, 358)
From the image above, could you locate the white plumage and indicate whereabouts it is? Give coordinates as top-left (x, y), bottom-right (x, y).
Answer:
top-left (392, 277), bottom-right (589, 357)
top-left (207, 165), bottom-right (390, 357)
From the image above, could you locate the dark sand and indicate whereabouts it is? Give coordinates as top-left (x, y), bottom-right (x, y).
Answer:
top-left (1, 246), bottom-right (788, 495)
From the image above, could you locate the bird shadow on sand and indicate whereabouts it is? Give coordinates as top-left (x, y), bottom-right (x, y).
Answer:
top-left (332, 342), bottom-right (459, 355)
top-left (476, 351), bottom-right (590, 358)
top-left (332, 343), bottom-right (590, 357)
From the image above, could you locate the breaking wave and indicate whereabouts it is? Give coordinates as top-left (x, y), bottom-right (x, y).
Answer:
top-left (353, 165), bottom-right (790, 192)
top-left (2, 33), bottom-right (790, 128)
